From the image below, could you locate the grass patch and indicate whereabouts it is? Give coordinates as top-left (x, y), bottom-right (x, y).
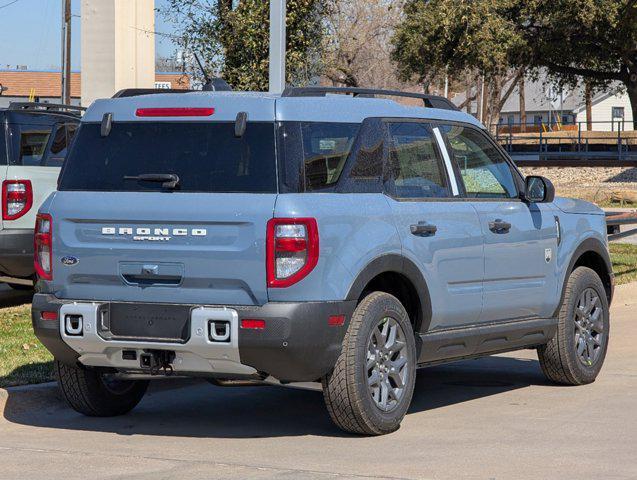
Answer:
top-left (610, 243), bottom-right (637, 286)
top-left (0, 304), bottom-right (53, 388)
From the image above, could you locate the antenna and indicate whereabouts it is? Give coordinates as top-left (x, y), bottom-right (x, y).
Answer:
top-left (193, 52), bottom-right (214, 91)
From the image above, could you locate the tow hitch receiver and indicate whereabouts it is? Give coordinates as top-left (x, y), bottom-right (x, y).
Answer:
top-left (139, 350), bottom-right (176, 376)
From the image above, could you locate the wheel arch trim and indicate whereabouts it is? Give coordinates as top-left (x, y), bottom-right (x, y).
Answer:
top-left (345, 254), bottom-right (433, 333)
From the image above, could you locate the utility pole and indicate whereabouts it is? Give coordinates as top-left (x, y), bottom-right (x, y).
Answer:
top-left (269, 0), bottom-right (286, 93)
top-left (61, 0), bottom-right (72, 105)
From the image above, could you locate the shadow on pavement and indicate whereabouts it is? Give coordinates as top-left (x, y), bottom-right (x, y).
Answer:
top-left (0, 284), bottom-right (33, 308)
top-left (3, 355), bottom-right (548, 438)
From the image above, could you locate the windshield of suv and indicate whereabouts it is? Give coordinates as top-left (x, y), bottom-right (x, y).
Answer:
top-left (58, 122), bottom-right (277, 193)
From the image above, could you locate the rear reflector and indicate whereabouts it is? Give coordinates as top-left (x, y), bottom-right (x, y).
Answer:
top-left (135, 107), bottom-right (215, 117)
top-left (41, 311), bottom-right (58, 321)
top-left (2, 180), bottom-right (33, 221)
top-left (328, 315), bottom-right (345, 327)
top-left (241, 319), bottom-right (266, 330)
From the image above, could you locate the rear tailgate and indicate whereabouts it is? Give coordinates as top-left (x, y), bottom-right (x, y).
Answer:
top-left (46, 96), bottom-right (278, 306)
top-left (49, 191), bottom-right (275, 305)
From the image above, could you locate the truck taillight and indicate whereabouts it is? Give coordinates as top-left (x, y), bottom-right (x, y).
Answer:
top-left (2, 180), bottom-right (33, 220)
top-left (266, 218), bottom-right (319, 288)
top-left (34, 213), bottom-right (53, 281)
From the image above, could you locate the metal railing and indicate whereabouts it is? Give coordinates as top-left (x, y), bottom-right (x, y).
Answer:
top-left (493, 121), bottom-right (637, 165)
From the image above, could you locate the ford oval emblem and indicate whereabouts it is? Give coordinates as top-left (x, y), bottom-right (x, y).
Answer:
top-left (61, 256), bottom-right (79, 266)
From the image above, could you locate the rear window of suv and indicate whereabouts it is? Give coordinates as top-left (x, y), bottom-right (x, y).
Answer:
top-left (58, 122), bottom-right (277, 193)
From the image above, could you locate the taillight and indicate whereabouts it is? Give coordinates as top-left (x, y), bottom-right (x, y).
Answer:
top-left (266, 218), bottom-right (319, 288)
top-left (34, 213), bottom-right (53, 281)
top-left (2, 180), bottom-right (33, 220)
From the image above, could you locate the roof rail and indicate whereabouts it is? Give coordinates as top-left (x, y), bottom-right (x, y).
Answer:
top-left (8, 102), bottom-right (85, 116)
top-left (282, 86), bottom-right (459, 111)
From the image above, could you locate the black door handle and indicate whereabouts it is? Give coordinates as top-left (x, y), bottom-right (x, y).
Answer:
top-left (410, 221), bottom-right (437, 237)
top-left (489, 219), bottom-right (512, 234)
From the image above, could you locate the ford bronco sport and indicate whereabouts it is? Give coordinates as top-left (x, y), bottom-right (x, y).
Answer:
top-left (31, 87), bottom-right (613, 435)
top-left (0, 102), bottom-right (81, 288)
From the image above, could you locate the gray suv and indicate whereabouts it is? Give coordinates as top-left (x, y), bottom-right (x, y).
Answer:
top-left (32, 87), bottom-right (613, 435)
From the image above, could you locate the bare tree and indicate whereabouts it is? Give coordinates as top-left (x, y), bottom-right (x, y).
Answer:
top-left (323, 0), bottom-right (409, 89)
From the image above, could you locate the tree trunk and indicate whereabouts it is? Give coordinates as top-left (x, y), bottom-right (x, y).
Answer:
top-left (519, 75), bottom-right (526, 133)
top-left (627, 78), bottom-right (637, 131)
top-left (585, 82), bottom-right (593, 131)
top-left (476, 75), bottom-right (484, 122)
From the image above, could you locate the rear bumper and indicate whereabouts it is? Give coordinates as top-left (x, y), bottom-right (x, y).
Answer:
top-left (32, 294), bottom-right (356, 382)
top-left (0, 228), bottom-right (34, 281)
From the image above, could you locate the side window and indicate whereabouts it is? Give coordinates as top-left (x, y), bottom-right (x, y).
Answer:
top-left (16, 125), bottom-right (52, 166)
top-left (386, 122), bottom-right (450, 199)
top-left (300, 123), bottom-right (359, 191)
top-left (0, 117), bottom-right (6, 165)
top-left (43, 123), bottom-right (78, 167)
top-left (441, 124), bottom-right (517, 199)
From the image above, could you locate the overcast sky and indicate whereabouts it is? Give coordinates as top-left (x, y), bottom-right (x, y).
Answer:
top-left (0, 0), bottom-right (178, 71)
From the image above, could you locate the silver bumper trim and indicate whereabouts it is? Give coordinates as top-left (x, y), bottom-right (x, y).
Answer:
top-left (59, 302), bottom-right (257, 376)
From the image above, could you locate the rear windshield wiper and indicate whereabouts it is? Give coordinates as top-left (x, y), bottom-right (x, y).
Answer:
top-left (124, 173), bottom-right (180, 189)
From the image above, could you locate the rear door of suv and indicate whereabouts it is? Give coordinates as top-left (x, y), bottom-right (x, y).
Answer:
top-left (49, 97), bottom-right (278, 306)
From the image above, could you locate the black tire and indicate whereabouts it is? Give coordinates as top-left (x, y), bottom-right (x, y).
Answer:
top-left (538, 267), bottom-right (610, 385)
top-left (7, 283), bottom-right (33, 291)
top-left (56, 361), bottom-right (149, 416)
top-left (322, 292), bottom-right (417, 435)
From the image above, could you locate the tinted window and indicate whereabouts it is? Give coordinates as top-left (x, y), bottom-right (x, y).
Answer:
top-left (0, 115), bottom-right (6, 165)
top-left (387, 122), bottom-right (449, 199)
top-left (278, 122), bottom-right (360, 192)
top-left (59, 122), bottom-right (277, 193)
top-left (442, 125), bottom-right (517, 199)
top-left (43, 123), bottom-right (78, 166)
top-left (18, 126), bottom-right (51, 166)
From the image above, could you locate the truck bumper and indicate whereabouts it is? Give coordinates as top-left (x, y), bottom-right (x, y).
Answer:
top-left (32, 294), bottom-right (356, 382)
top-left (0, 228), bottom-right (34, 281)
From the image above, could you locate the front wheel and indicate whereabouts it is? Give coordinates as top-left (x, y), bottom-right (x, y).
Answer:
top-left (56, 361), bottom-right (149, 416)
top-left (538, 266), bottom-right (610, 385)
top-left (322, 292), bottom-right (417, 435)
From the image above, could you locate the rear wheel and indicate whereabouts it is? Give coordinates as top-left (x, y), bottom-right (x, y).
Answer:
top-left (322, 292), bottom-right (417, 435)
top-left (56, 361), bottom-right (149, 416)
top-left (538, 267), bottom-right (610, 385)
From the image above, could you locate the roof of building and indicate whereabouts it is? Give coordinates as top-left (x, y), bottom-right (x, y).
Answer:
top-left (0, 70), bottom-right (190, 98)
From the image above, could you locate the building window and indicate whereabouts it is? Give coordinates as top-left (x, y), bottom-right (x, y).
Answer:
top-left (612, 107), bottom-right (625, 119)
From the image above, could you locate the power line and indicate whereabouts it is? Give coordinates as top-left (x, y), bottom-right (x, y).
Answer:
top-left (0, 0), bottom-right (20, 10)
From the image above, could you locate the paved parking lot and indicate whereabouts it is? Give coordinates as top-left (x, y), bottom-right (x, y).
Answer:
top-left (1, 284), bottom-right (636, 480)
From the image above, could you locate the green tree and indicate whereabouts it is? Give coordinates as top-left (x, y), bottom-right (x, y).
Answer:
top-left (161, 0), bottom-right (330, 91)
top-left (392, 0), bottom-right (637, 128)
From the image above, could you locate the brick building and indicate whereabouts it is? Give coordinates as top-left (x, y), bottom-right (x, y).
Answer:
top-left (0, 69), bottom-right (190, 108)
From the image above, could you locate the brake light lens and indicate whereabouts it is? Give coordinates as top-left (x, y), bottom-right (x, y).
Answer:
top-left (2, 180), bottom-right (33, 220)
top-left (34, 213), bottom-right (53, 280)
top-left (266, 218), bottom-right (319, 288)
top-left (135, 107), bottom-right (215, 117)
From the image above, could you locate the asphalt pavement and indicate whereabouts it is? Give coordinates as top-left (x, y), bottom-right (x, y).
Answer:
top-left (1, 284), bottom-right (636, 479)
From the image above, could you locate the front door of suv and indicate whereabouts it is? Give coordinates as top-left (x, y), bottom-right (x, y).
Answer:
top-left (440, 123), bottom-right (558, 322)
top-left (384, 121), bottom-right (484, 331)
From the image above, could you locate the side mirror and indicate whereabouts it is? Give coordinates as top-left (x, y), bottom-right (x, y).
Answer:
top-left (524, 175), bottom-right (555, 203)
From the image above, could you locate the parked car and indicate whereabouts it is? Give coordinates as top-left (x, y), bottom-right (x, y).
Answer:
top-left (31, 87), bottom-right (613, 435)
top-left (0, 103), bottom-right (82, 288)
